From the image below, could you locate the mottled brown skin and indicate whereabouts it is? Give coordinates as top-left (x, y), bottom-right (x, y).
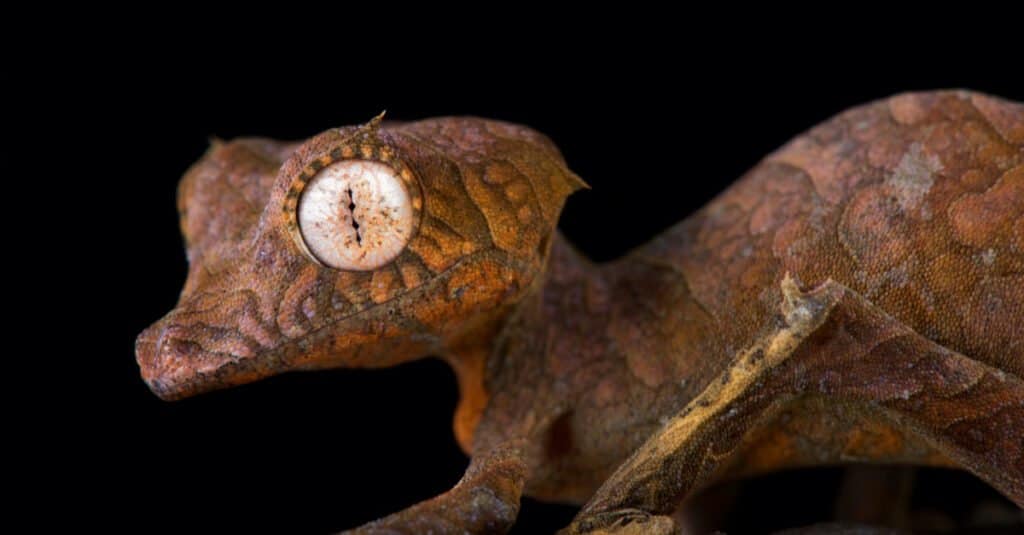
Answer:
top-left (137, 91), bottom-right (1024, 534)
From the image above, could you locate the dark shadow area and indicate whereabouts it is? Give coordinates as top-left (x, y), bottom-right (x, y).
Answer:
top-left (685, 467), bottom-right (1022, 535)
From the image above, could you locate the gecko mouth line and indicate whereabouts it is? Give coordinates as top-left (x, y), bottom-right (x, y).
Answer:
top-left (138, 247), bottom-right (539, 400)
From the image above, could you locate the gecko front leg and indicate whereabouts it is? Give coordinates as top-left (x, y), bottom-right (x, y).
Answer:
top-left (562, 276), bottom-right (1024, 534)
top-left (346, 441), bottom-right (528, 534)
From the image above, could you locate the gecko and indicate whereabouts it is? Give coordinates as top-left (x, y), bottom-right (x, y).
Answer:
top-left (136, 90), bottom-right (1023, 534)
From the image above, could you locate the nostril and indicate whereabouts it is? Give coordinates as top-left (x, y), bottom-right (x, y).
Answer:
top-left (160, 331), bottom-right (199, 359)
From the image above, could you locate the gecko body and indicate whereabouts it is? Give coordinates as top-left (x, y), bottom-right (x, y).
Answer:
top-left (138, 91), bottom-right (1024, 533)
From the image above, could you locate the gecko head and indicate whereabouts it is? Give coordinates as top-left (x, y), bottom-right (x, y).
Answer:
top-left (136, 115), bottom-right (586, 400)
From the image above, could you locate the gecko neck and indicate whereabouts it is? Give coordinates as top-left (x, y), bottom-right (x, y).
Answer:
top-left (450, 229), bottom-right (697, 446)
top-left (443, 232), bottom-right (603, 454)
top-left (447, 227), bottom-right (734, 459)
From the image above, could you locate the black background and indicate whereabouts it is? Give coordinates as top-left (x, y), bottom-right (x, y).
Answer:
top-left (60, 29), bottom-right (1022, 534)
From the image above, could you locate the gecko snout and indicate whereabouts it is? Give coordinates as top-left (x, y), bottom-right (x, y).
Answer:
top-left (135, 292), bottom-right (281, 401)
top-left (136, 322), bottom-right (222, 401)
top-left (136, 322), bottom-right (187, 400)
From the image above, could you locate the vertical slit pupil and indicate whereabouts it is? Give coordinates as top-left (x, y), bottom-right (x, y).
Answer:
top-left (347, 187), bottom-right (361, 245)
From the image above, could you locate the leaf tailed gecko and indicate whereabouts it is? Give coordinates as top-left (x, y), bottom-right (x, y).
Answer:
top-left (137, 90), bottom-right (1024, 533)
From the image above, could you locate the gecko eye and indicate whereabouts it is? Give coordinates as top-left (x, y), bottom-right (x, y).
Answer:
top-left (297, 160), bottom-right (414, 270)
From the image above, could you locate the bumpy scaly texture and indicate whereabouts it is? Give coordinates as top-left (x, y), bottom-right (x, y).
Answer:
top-left (138, 92), bottom-right (1023, 534)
